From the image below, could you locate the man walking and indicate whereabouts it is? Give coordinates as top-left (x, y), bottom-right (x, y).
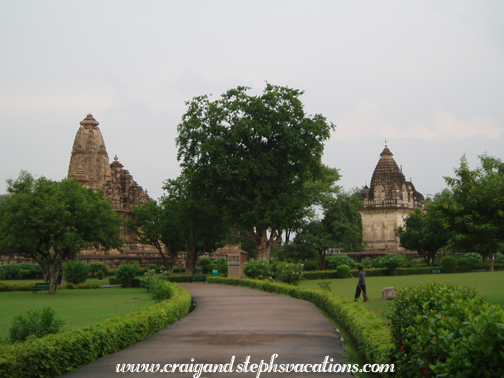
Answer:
top-left (354, 266), bottom-right (367, 302)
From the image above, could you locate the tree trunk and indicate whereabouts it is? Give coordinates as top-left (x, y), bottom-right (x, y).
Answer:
top-left (48, 263), bottom-right (61, 294)
top-left (252, 229), bottom-right (282, 261)
top-left (185, 238), bottom-right (196, 275)
top-left (320, 250), bottom-right (326, 270)
top-left (490, 254), bottom-right (495, 271)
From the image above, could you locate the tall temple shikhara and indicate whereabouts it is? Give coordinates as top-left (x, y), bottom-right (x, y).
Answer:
top-left (68, 114), bottom-right (150, 252)
top-left (359, 145), bottom-right (425, 251)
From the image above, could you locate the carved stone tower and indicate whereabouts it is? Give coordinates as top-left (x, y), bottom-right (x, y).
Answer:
top-left (359, 145), bottom-right (425, 250)
top-left (68, 114), bottom-right (111, 190)
top-left (68, 114), bottom-right (151, 253)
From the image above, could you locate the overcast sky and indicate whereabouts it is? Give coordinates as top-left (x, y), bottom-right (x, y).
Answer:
top-left (1, 1), bottom-right (503, 201)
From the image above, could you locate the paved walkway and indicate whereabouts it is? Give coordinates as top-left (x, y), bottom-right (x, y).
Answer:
top-left (61, 284), bottom-right (352, 377)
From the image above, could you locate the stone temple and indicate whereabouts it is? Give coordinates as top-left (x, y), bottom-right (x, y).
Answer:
top-left (68, 114), bottom-right (151, 253)
top-left (359, 145), bottom-right (425, 251)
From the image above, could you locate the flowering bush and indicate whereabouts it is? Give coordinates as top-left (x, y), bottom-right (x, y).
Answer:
top-left (387, 282), bottom-right (504, 377)
top-left (275, 262), bottom-right (303, 285)
top-left (139, 269), bottom-right (159, 292)
top-left (243, 259), bottom-right (273, 280)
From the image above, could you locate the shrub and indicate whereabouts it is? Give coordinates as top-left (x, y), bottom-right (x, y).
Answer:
top-left (244, 259), bottom-right (273, 280)
top-left (275, 262), bottom-right (303, 285)
top-left (302, 260), bottom-right (320, 271)
top-left (325, 254), bottom-right (356, 270)
top-left (147, 264), bottom-right (158, 272)
top-left (166, 275), bottom-right (192, 283)
top-left (336, 264), bottom-right (350, 278)
top-left (463, 252), bottom-right (483, 270)
top-left (317, 281), bottom-right (332, 292)
top-left (87, 263), bottom-right (108, 276)
top-left (213, 257), bottom-right (227, 265)
top-left (360, 257), bottom-right (373, 268)
top-left (108, 277), bottom-right (119, 285)
top-left (18, 270), bottom-right (30, 279)
top-left (8, 307), bottom-right (65, 343)
top-left (370, 256), bottom-right (384, 268)
top-left (197, 257), bottom-right (212, 273)
top-left (115, 263), bottom-right (139, 287)
top-left (495, 252), bottom-right (504, 264)
top-left (0, 285), bottom-right (192, 377)
top-left (63, 260), bottom-right (88, 284)
top-left (0, 263), bottom-right (42, 280)
top-left (207, 263), bottom-right (218, 274)
top-left (139, 270), bottom-right (158, 292)
top-left (96, 270), bottom-right (104, 280)
top-left (441, 255), bottom-right (457, 273)
top-left (387, 282), bottom-right (504, 378)
top-left (379, 253), bottom-right (407, 275)
top-left (151, 282), bottom-right (175, 302)
top-left (160, 265), bottom-right (168, 271)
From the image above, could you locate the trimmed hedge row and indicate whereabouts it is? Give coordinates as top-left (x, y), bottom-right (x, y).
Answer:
top-left (0, 283), bottom-right (192, 378)
top-left (0, 282), bottom-right (102, 292)
top-left (166, 275), bottom-right (194, 283)
top-left (206, 277), bottom-right (392, 364)
top-left (303, 264), bottom-right (504, 280)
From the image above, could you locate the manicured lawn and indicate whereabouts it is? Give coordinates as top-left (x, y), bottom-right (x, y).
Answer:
top-left (0, 287), bottom-right (155, 340)
top-left (299, 271), bottom-right (504, 321)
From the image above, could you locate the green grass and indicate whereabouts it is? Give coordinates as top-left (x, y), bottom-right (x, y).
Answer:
top-left (299, 271), bottom-right (504, 321)
top-left (0, 287), bottom-right (155, 340)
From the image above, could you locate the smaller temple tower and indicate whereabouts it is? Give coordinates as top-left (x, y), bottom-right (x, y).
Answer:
top-left (359, 145), bottom-right (424, 251)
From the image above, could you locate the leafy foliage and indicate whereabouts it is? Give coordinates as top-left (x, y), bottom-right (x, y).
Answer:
top-left (397, 196), bottom-right (453, 266)
top-left (0, 173), bottom-right (123, 293)
top-left (336, 264), bottom-right (350, 278)
top-left (440, 155), bottom-right (504, 270)
top-left (8, 307), bottom-right (65, 343)
top-left (176, 84), bottom-right (336, 260)
top-left (115, 263), bottom-right (139, 287)
top-left (379, 253), bottom-right (407, 274)
top-left (62, 260), bottom-right (88, 284)
top-left (243, 259), bottom-right (273, 280)
top-left (87, 263), bottom-right (108, 276)
top-left (0, 285), bottom-right (191, 377)
top-left (325, 254), bottom-right (356, 270)
top-left (387, 282), bottom-right (504, 378)
top-left (441, 255), bottom-right (457, 273)
top-left (151, 282), bottom-right (175, 302)
top-left (273, 262), bottom-right (303, 285)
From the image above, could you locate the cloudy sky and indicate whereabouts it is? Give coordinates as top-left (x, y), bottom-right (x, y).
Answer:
top-left (1, 1), bottom-right (503, 200)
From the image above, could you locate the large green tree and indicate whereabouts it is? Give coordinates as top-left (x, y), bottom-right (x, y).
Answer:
top-left (397, 193), bottom-right (453, 266)
top-left (0, 173), bottom-right (123, 293)
top-left (176, 84), bottom-right (335, 260)
top-left (293, 190), bottom-right (363, 269)
top-left (440, 155), bottom-right (504, 270)
top-left (127, 199), bottom-right (182, 274)
top-left (163, 173), bottom-right (231, 274)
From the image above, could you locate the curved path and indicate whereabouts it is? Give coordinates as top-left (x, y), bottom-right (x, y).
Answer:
top-left (61, 284), bottom-right (352, 377)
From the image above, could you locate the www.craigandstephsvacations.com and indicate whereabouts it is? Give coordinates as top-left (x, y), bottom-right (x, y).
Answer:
top-left (115, 355), bottom-right (395, 376)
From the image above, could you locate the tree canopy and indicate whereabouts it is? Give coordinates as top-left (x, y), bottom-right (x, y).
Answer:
top-left (176, 84), bottom-right (336, 260)
top-left (397, 193), bottom-right (452, 266)
top-left (439, 155), bottom-right (504, 270)
top-left (0, 172), bottom-right (123, 293)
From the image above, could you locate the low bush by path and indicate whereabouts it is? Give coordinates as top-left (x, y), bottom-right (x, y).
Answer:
top-left (299, 270), bottom-right (504, 320)
top-left (0, 287), bottom-right (156, 340)
top-left (0, 283), bottom-right (191, 378)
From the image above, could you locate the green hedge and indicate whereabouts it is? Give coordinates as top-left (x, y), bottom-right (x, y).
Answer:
top-left (303, 268), bottom-right (389, 280)
top-left (0, 283), bottom-right (191, 378)
top-left (166, 275), bottom-right (193, 283)
top-left (0, 282), bottom-right (101, 292)
top-left (206, 277), bottom-right (392, 364)
top-left (303, 264), bottom-right (504, 280)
